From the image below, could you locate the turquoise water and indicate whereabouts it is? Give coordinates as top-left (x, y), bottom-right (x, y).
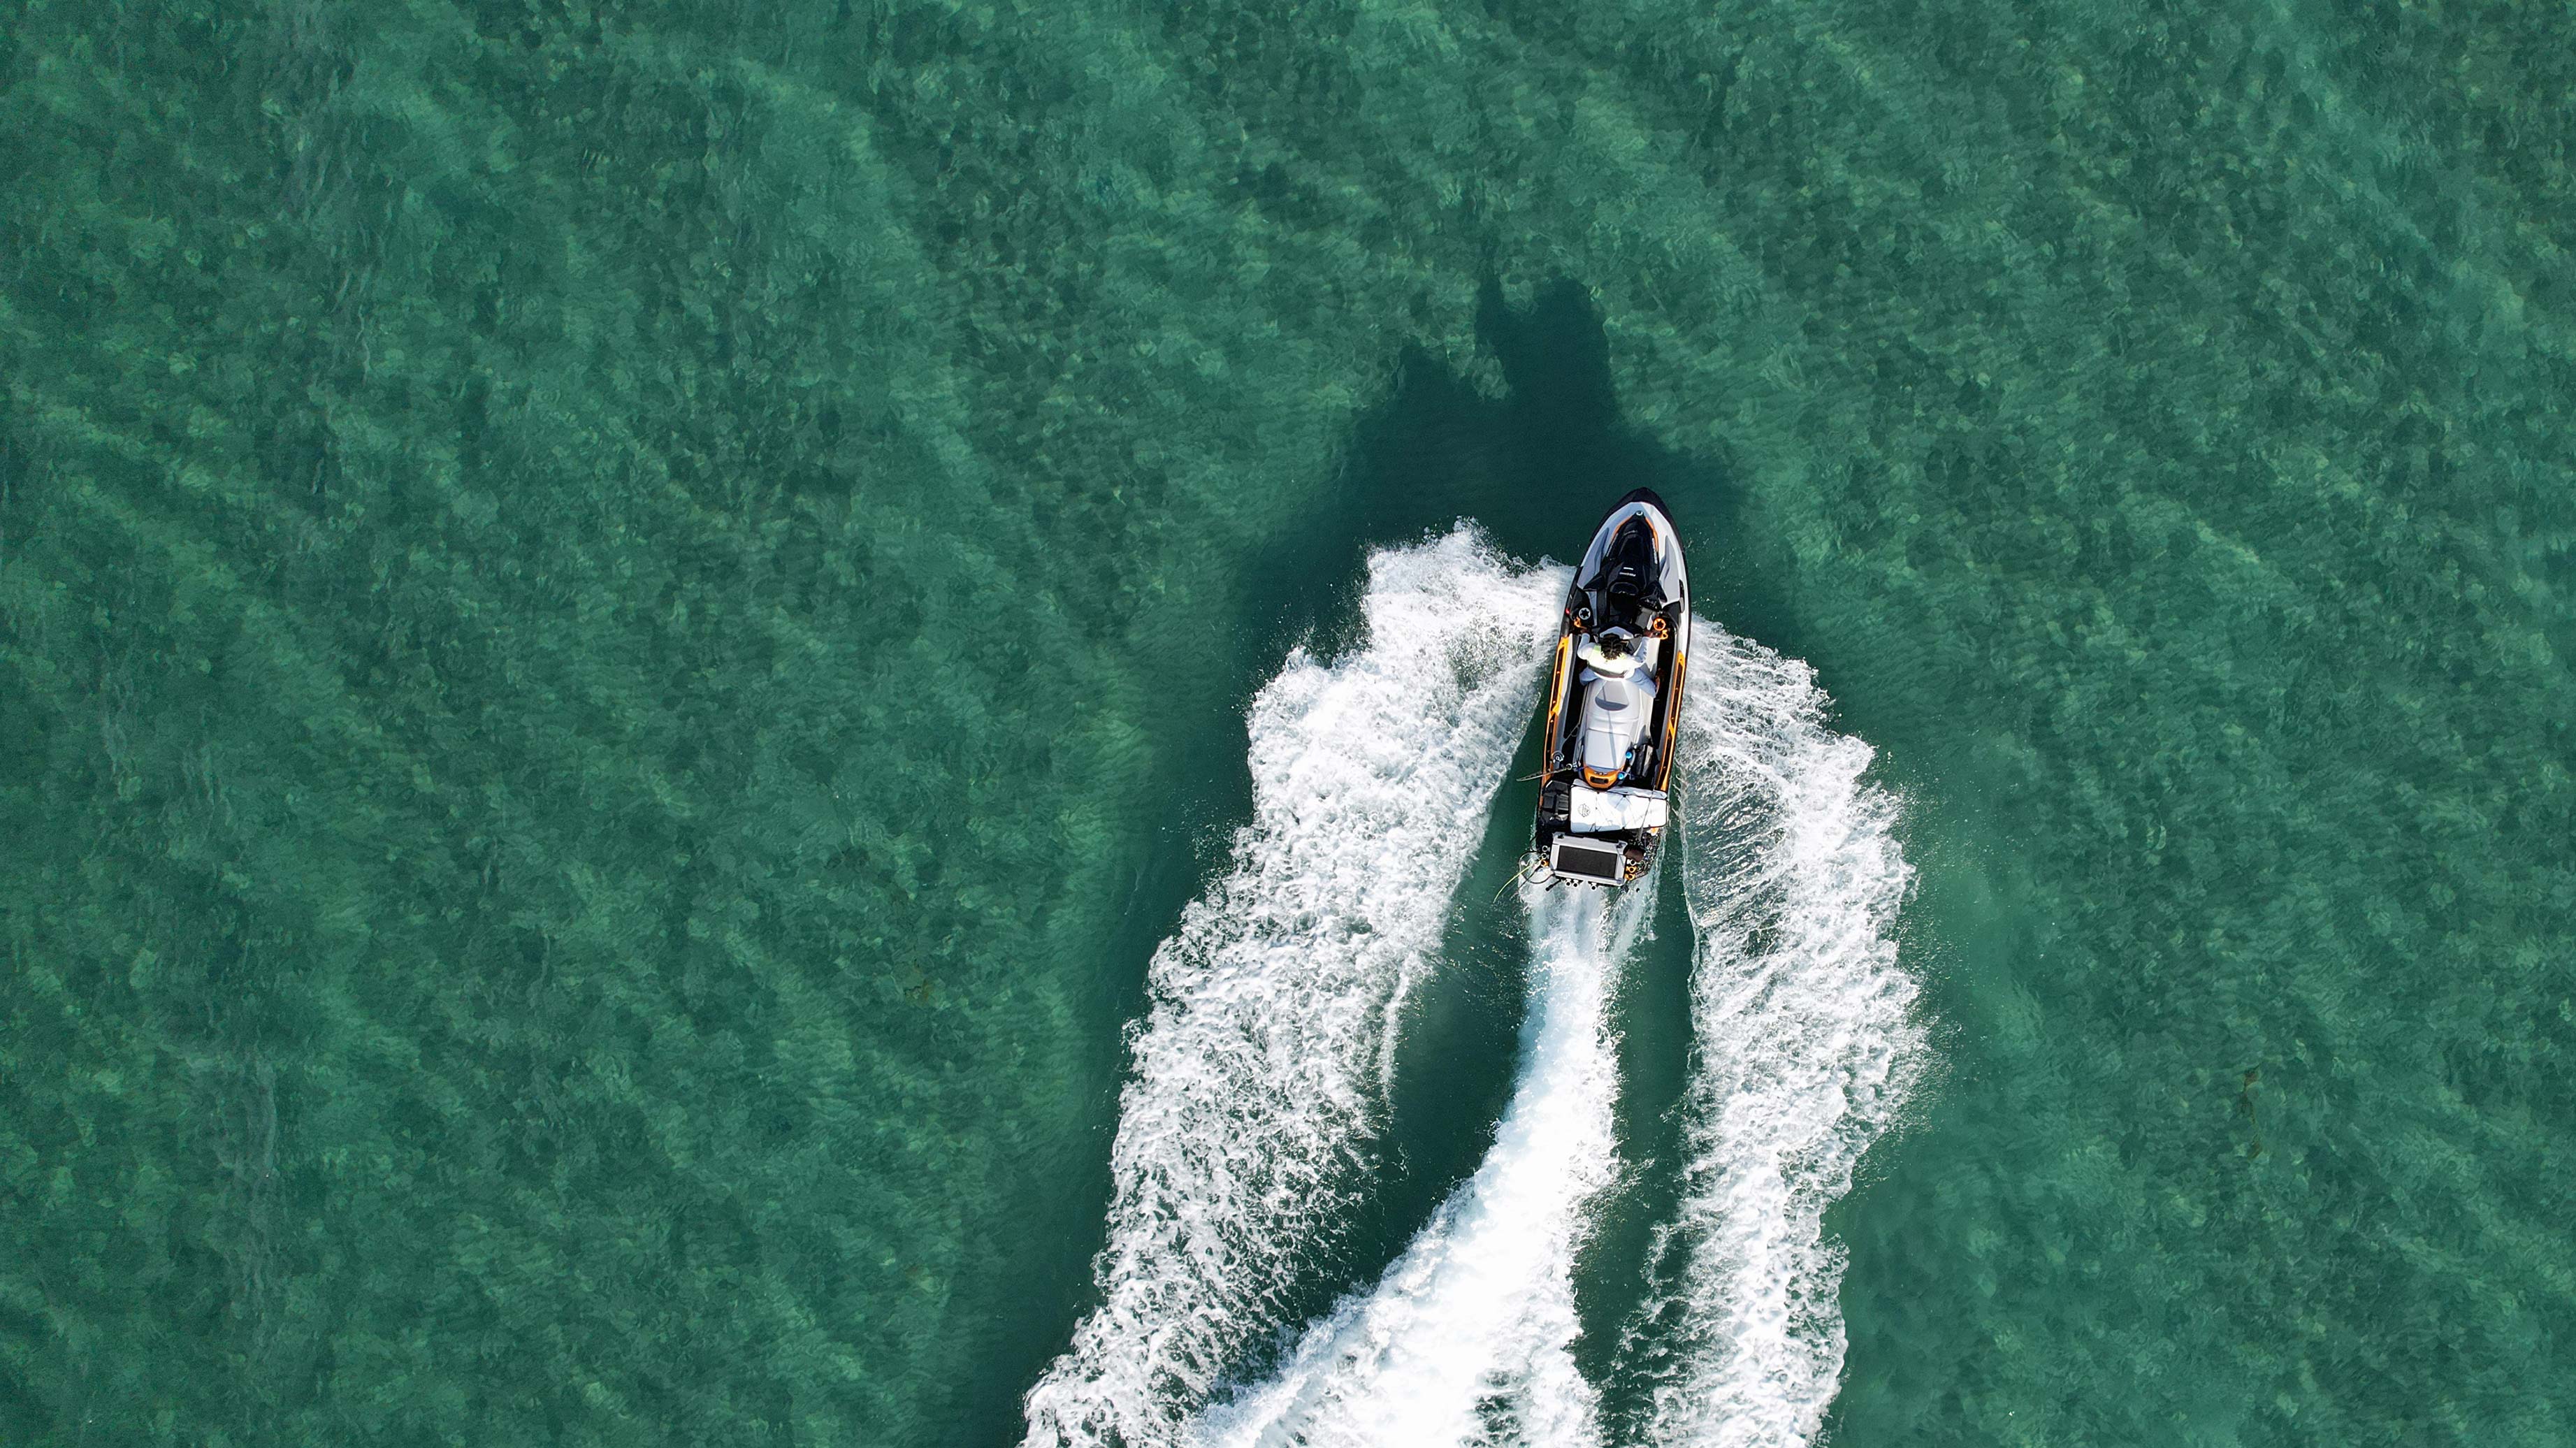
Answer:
top-left (5, 0), bottom-right (2573, 1443)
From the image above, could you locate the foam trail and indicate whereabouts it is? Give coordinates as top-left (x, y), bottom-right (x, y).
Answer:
top-left (1621, 625), bottom-right (1922, 1448)
top-left (1189, 882), bottom-right (1651, 1448)
top-left (1022, 528), bottom-right (1562, 1448)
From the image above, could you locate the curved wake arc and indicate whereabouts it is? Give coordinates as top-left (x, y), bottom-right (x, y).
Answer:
top-left (1619, 628), bottom-right (1922, 1448)
top-left (1025, 533), bottom-right (1922, 1448)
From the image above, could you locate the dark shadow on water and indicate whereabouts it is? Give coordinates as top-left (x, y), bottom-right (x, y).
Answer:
top-left (1349, 281), bottom-right (1770, 617)
top-left (1239, 276), bottom-right (1825, 695)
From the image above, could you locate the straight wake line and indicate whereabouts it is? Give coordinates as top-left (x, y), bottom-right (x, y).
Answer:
top-left (1187, 882), bottom-right (1654, 1448)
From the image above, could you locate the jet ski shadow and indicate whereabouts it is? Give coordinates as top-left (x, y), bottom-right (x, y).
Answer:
top-left (1256, 275), bottom-right (1811, 677)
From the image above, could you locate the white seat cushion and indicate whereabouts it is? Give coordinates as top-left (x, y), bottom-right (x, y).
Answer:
top-left (1569, 785), bottom-right (1670, 834)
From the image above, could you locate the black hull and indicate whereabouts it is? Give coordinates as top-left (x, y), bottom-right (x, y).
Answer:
top-left (1533, 491), bottom-right (1691, 887)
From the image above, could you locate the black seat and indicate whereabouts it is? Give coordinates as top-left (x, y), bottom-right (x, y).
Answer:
top-left (1592, 518), bottom-right (1665, 629)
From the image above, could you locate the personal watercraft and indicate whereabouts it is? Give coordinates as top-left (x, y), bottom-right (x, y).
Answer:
top-left (1533, 488), bottom-right (1691, 886)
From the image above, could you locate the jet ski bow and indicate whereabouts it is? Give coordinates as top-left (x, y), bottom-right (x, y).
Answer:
top-left (1533, 488), bottom-right (1690, 886)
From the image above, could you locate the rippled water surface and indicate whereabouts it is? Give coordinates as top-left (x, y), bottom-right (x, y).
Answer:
top-left (4, 1), bottom-right (2572, 1444)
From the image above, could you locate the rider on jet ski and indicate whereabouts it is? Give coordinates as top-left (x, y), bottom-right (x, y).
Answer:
top-left (1577, 516), bottom-right (1669, 679)
top-left (1535, 488), bottom-right (1691, 885)
top-left (1577, 626), bottom-right (1645, 679)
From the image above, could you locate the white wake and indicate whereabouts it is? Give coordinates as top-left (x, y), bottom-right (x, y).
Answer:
top-left (1188, 883), bottom-right (1651, 1448)
top-left (1025, 533), bottom-right (1920, 1448)
top-left (1619, 627), bottom-right (1921, 1448)
top-left (1020, 528), bottom-right (1563, 1448)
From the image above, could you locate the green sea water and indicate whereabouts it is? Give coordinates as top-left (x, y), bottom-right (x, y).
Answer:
top-left (4, 0), bottom-right (2573, 1443)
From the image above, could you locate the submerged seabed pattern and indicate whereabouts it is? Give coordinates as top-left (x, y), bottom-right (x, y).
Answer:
top-left (1027, 533), bottom-right (1918, 1447)
top-left (7, 0), bottom-right (2575, 1445)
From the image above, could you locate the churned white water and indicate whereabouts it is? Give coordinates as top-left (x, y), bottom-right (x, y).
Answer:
top-left (1621, 627), bottom-right (1922, 1448)
top-left (1188, 883), bottom-right (1651, 1448)
top-left (1020, 529), bottom-right (1563, 1448)
top-left (1024, 535), bottom-right (1920, 1448)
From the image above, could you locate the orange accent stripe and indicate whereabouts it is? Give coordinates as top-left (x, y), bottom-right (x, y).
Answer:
top-left (1543, 632), bottom-right (1572, 765)
top-left (1656, 646), bottom-right (1687, 790)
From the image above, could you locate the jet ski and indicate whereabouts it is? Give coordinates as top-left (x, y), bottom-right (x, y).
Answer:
top-left (1533, 488), bottom-right (1691, 887)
